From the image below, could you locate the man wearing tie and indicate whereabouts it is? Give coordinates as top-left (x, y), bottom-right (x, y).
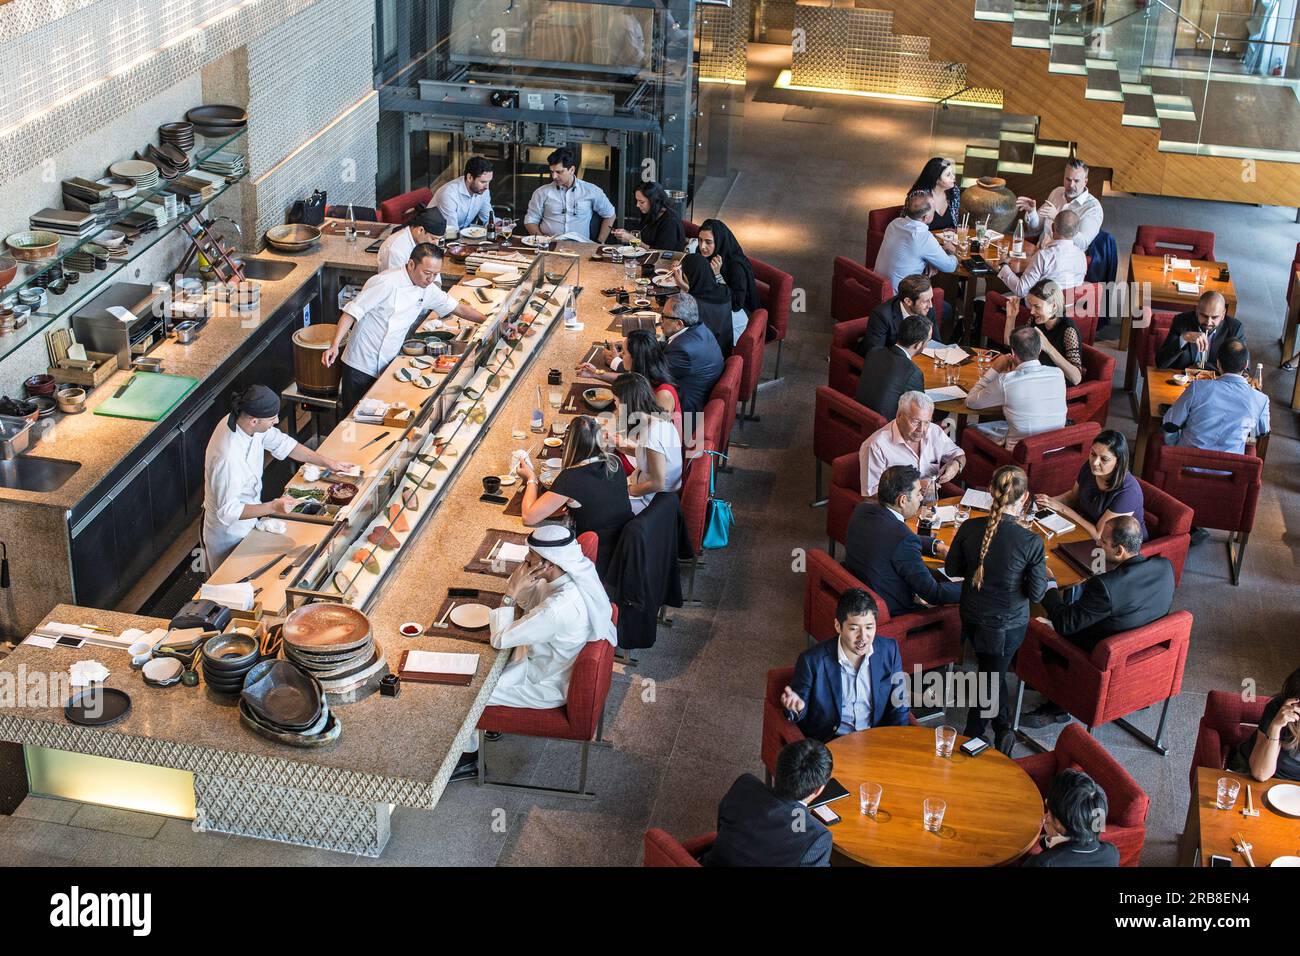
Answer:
top-left (1155, 291), bottom-right (1242, 371)
top-left (779, 589), bottom-right (909, 742)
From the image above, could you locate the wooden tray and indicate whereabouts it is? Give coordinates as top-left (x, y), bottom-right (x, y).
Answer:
top-left (426, 590), bottom-right (508, 643)
top-left (48, 351), bottom-right (118, 388)
top-left (463, 529), bottom-right (530, 578)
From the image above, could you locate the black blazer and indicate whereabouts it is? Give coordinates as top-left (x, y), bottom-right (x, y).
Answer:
top-left (664, 324), bottom-right (724, 413)
top-left (1041, 554), bottom-right (1175, 652)
top-left (603, 491), bottom-right (686, 650)
top-left (946, 515), bottom-right (1049, 639)
top-left (702, 774), bottom-right (832, 867)
top-left (854, 345), bottom-right (924, 420)
top-left (1155, 311), bottom-right (1243, 371)
top-left (861, 297), bottom-right (940, 354)
top-left (844, 502), bottom-right (960, 616)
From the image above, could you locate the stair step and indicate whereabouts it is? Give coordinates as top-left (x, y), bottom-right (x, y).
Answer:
top-left (1153, 93), bottom-right (1197, 121)
top-left (1049, 32), bottom-right (1086, 46)
top-left (961, 154), bottom-right (1001, 182)
top-left (1048, 42), bottom-right (1087, 75)
top-left (1085, 62), bottom-right (1124, 102)
top-left (974, 0), bottom-right (1015, 22)
top-left (1001, 114), bottom-right (1039, 134)
top-left (1011, 17), bottom-right (1052, 48)
top-left (1035, 140), bottom-right (1073, 157)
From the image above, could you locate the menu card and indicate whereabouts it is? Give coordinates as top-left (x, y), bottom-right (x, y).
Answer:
top-left (399, 650), bottom-right (481, 686)
top-left (960, 489), bottom-right (994, 511)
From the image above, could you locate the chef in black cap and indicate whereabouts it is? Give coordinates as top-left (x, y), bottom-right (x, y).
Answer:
top-left (200, 384), bottom-right (352, 574)
top-left (376, 205), bottom-right (447, 272)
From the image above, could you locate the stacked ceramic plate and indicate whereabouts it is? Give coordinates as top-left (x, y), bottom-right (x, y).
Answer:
top-left (238, 659), bottom-right (340, 747)
top-left (159, 121), bottom-right (195, 153)
top-left (96, 176), bottom-right (137, 201)
top-left (109, 159), bottom-right (159, 191)
top-left (201, 630), bottom-right (262, 695)
top-left (64, 243), bottom-right (110, 274)
top-left (199, 151), bottom-right (245, 178)
top-left (214, 279), bottom-right (260, 313)
top-left (281, 603), bottom-right (386, 695)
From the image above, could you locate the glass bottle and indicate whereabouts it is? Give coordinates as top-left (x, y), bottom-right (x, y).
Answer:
top-left (1012, 219), bottom-right (1024, 259)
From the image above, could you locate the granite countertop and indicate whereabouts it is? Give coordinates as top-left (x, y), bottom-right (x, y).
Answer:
top-left (0, 229), bottom-right (383, 512)
top-left (0, 252), bottom-right (629, 809)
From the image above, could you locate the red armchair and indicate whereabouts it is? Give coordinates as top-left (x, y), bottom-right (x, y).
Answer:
top-left (829, 318), bottom-right (867, 397)
top-left (961, 420), bottom-right (1100, 498)
top-left (1061, 282), bottom-right (1103, 346)
top-left (734, 308), bottom-right (769, 423)
top-left (702, 355), bottom-right (743, 465)
top-left (679, 441), bottom-right (717, 602)
top-left (1015, 723), bottom-right (1150, 866)
top-left (1137, 476), bottom-right (1193, 584)
top-left (832, 256), bottom-right (891, 323)
top-left (377, 187), bottom-right (434, 225)
top-left (983, 291), bottom-right (1032, 348)
top-left (1066, 343), bottom-right (1115, 427)
top-left (866, 206), bottom-right (902, 268)
top-left (763, 667), bottom-right (804, 783)
top-left (1133, 225), bottom-right (1215, 262)
top-left (1189, 690), bottom-right (1268, 792)
top-left (813, 387), bottom-right (886, 503)
top-left (1287, 241), bottom-right (1300, 310)
top-left (1142, 436), bottom-right (1263, 585)
top-left (643, 828), bottom-right (715, 866)
top-left (1013, 609), bottom-right (1192, 754)
top-left (827, 452), bottom-right (865, 557)
top-left (751, 256), bottom-right (793, 381)
top-left (1127, 307), bottom-right (1178, 397)
top-left (477, 637), bottom-right (615, 797)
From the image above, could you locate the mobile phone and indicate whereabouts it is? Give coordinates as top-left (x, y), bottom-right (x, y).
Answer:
top-left (609, 305), bottom-right (634, 315)
top-left (56, 635), bottom-right (85, 648)
top-left (480, 492), bottom-right (508, 504)
top-left (448, 587), bottom-right (479, 597)
top-left (960, 737), bottom-right (989, 757)
top-left (658, 250), bottom-right (673, 261)
top-left (811, 804), bottom-right (841, 825)
top-left (365, 239), bottom-right (383, 253)
top-left (1034, 508), bottom-right (1055, 520)
top-left (1209, 854), bottom-right (1233, 868)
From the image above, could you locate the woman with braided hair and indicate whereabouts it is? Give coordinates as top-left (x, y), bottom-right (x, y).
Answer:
top-left (945, 465), bottom-right (1051, 754)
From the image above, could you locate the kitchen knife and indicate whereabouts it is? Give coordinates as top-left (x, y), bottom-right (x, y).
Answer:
top-left (112, 375), bottom-right (136, 399)
top-left (278, 545), bottom-right (313, 579)
top-left (237, 552), bottom-right (290, 583)
top-left (368, 438), bottom-right (398, 464)
top-left (358, 430), bottom-right (390, 450)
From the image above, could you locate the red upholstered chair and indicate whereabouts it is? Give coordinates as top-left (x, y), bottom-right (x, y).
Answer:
top-left (1189, 690), bottom-right (1268, 792)
top-left (832, 257), bottom-right (891, 323)
top-left (698, 399), bottom-right (726, 471)
top-left (577, 531), bottom-right (598, 563)
top-left (683, 219), bottom-right (700, 239)
top-left (1015, 724), bottom-right (1150, 866)
top-left (865, 205), bottom-right (902, 268)
top-left (377, 187), bottom-right (434, 224)
top-left (678, 440), bottom-right (716, 602)
top-left (827, 452), bottom-right (865, 557)
top-left (983, 291), bottom-right (1032, 348)
top-left (477, 637), bottom-right (615, 797)
top-left (643, 828), bottom-right (715, 866)
top-left (1132, 226), bottom-right (1215, 262)
top-left (734, 308), bottom-right (769, 423)
top-left (1142, 436), bottom-right (1263, 585)
top-left (1066, 343), bottom-right (1115, 427)
top-left (1287, 242), bottom-right (1300, 309)
top-left (1137, 476), bottom-right (1193, 584)
top-left (1133, 308), bottom-right (1178, 370)
top-left (762, 667), bottom-right (804, 783)
top-left (829, 318), bottom-right (868, 397)
top-left (813, 387), bottom-right (886, 503)
top-left (694, 355), bottom-right (742, 469)
top-left (1013, 610), bottom-right (1192, 754)
top-left (961, 421), bottom-right (1100, 497)
top-left (751, 257), bottom-right (792, 381)
top-left (1061, 282), bottom-right (1104, 346)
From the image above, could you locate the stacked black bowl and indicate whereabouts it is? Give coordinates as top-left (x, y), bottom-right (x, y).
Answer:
top-left (238, 659), bottom-right (339, 747)
top-left (201, 631), bottom-right (261, 695)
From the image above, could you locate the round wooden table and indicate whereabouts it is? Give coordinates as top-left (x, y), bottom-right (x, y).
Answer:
top-left (826, 726), bottom-right (1043, 867)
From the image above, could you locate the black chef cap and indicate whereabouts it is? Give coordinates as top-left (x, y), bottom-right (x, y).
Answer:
top-left (413, 205), bottom-right (447, 237)
top-left (228, 384), bottom-right (280, 429)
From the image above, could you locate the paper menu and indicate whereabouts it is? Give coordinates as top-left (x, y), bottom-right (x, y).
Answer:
top-left (931, 505), bottom-right (959, 527)
top-left (960, 489), bottom-right (994, 511)
top-left (496, 542), bottom-right (530, 563)
top-left (923, 345), bottom-right (970, 364)
top-left (404, 651), bottom-right (479, 675)
top-left (925, 386), bottom-right (967, 402)
top-left (1036, 511), bottom-right (1076, 536)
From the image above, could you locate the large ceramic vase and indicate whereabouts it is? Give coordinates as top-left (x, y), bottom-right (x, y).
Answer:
top-left (962, 177), bottom-right (1018, 233)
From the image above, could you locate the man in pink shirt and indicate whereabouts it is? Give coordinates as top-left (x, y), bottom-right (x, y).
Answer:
top-left (859, 391), bottom-right (966, 497)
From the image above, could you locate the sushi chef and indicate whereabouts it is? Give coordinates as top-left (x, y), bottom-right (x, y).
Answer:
top-left (201, 385), bottom-right (351, 575)
top-left (375, 206), bottom-right (446, 272)
top-left (322, 243), bottom-right (488, 414)
top-left (450, 524), bottom-right (616, 781)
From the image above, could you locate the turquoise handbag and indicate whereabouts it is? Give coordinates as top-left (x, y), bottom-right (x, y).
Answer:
top-left (701, 450), bottom-right (733, 549)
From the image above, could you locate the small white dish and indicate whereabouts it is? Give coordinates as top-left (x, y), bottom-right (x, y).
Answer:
top-left (302, 464), bottom-right (322, 482)
top-left (460, 226), bottom-right (487, 240)
top-left (497, 474), bottom-right (518, 487)
top-left (409, 356), bottom-right (432, 369)
top-left (449, 603), bottom-right (491, 629)
top-left (128, 641), bottom-right (153, 667)
top-left (399, 621), bottom-right (423, 637)
top-left (1271, 855), bottom-right (1300, 867)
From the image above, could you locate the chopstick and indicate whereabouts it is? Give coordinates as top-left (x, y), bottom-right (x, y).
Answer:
top-left (485, 539), bottom-right (503, 564)
top-left (430, 602), bottom-right (457, 629)
top-left (1233, 831), bottom-right (1255, 867)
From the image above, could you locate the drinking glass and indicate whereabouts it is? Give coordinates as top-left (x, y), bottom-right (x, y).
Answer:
top-left (501, 219), bottom-right (515, 240)
top-left (923, 797), bottom-right (947, 832)
top-left (947, 363), bottom-right (960, 387)
top-left (548, 388), bottom-right (563, 409)
top-left (629, 230), bottom-right (642, 247)
top-left (1216, 777), bottom-right (1241, 810)
top-left (954, 504), bottom-right (971, 527)
top-left (624, 258), bottom-right (639, 282)
top-left (1163, 253), bottom-right (1172, 275)
top-left (935, 725), bottom-right (957, 758)
top-left (859, 782), bottom-right (883, 818)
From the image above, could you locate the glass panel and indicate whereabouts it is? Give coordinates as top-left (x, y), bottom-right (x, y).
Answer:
top-left (26, 746), bottom-right (196, 820)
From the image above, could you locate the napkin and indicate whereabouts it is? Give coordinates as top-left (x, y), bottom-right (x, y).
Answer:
top-left (69, 660), bottom-right (110, 687)
top-left (496, 542), bottom-right (530, 563)
top-left (931, 505), bottom-right (959, 527)
top-left (199, 581), bottom-right (256, 611)
top-left (255, 517), bottom-right (287, 534)
top-left (1173, 280), bottom-right (1200, 294)
top-left (1170, 257), bottom-right (1193, 270)
top-left (925, 386), bottom-right (967, 402)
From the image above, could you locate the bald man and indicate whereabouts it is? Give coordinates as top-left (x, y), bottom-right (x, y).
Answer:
top-left (1156, 290), bottom-right (1243, 371)
top-left (997, 209), bottom-right (1088, 297)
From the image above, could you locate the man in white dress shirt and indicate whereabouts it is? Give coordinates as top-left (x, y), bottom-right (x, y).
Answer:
top-left (966, 326), bottom-right (1068, 450)
top-left (859, 391), bottom-right (965, 497)
top-left (323, 244), bottom-right (487, 413)
top-left (452, 525), bottom-right (616, 781)
top-left (997, 209), bottom-right (1088, 298)
top-left (524, 147), bottom-right (616, 242)
top-left (432, 156), bottom-right (494, 232)
top-left (1016, 158), bottom-right (1103, 252)
top-left (201, 385), bottom-right (349, 574)
top-left (374, 207), bottom-right (445, 273)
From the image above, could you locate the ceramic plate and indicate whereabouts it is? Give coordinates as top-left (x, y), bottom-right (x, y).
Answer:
top-left (460, 226), bottom-right (487, 239)
top-left (462, 276), bottom-right (493, 288)
top-left (520, 235), bottom-right (551, 247)
top-left (497, 474), bottom-right (518, 486)
top-left (653, 274), bottom-right (677, 288)
top-left (1271, 855), bottom-right (1300, 867)
top-left (65, 687), bottom-right (132, 727)
top-left (1265, 783), bottom-right (1300, 817)
top-left (616, 245), bottom-right (647, 257)
top-left (543, 436), bottom-right (563, 448)
top-left (142, 657), bottom-right (183, 685)
top-left (396, 366), bottom-right (417, 382)
top-left (408, 356), bottom-right (432, 369)
top-left (449, 603), bottom-right (491, 629)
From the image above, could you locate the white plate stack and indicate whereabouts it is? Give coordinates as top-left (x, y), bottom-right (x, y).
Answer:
top-left (108, 159), bottom-right (160, 192)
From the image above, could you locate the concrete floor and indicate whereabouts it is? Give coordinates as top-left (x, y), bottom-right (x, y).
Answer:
top-left (4, 44), bottom-right (1299, 867)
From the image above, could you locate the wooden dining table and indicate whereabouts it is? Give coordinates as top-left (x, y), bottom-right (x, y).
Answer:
top-left (1182, 767), bottom-right (1300, 867)
top-left (931, 228), bottom-right (1038, 347)
top-left (916, 349), bottom-right (1003, 436)
top-left (1134, 366), bottom-right (1270, 475)
top-left (826, 725), bottom-right (1044, 866)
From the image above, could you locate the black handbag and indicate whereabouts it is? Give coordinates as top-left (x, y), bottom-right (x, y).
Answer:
top-left (288, 189), bottom-right (327, 226)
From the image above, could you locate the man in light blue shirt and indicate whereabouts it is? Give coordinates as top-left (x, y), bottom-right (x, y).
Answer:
top-left (875, 190), bottom-right (960, 291)
top-left (524, 147), bottom-right (616, 242)
top-left (1163, 338), bottom-right (1269, 456)
top-left (432, 156), bottom-right (494, 231)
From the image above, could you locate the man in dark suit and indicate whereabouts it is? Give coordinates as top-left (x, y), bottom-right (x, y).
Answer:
top-left (854, 312), bottom-right (928, 420)
top-left (845, 465), bottom-right (961, 616)
top-left (1021, 515), bottom-right (1176, 727)
top-left (660, 292), bottom-right (723, 413)
top-left (861, 273), bottom-right (944, 353)
top-left (780, 588), bottom-right (909, 742)
top-left (702, 739), bottom-right (834, 867)
top-left (1155, 290), bottom-right (1242, 371)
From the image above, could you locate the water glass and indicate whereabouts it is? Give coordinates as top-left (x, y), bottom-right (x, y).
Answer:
top-left (954, 504), bottom-right (970, 526)
top-left (1163, 253), bottom-right (1172, 275)
top-left (629, 230), bottom-right (642, 247)
top-left (624, 258), bottom-right (639, 282)
top-left (935, 725), bottom-right (957, 758)
top-left (923, 797), bottom-right (947, 832)
top-left (859, 782), bottom-right (883, 818)
top-left (1216, 776), bottom-right (1241, 810)
top-left (548, 388), bottom-right (563, 409)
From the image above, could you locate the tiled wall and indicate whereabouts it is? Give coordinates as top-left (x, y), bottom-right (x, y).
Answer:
top-left (699, 0), bottom-right (750, 84)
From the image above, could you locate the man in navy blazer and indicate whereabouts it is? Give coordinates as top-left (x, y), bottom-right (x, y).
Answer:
top-left (844, 464), bottom-right (961, 616)
top-left (661, 292), bottom-right (723, 413)
top-left (781, 588), bottom-right (909, 742)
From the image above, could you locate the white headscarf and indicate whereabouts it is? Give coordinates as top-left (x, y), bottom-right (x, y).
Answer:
top-left (527, 525), bottom-right (617, 646)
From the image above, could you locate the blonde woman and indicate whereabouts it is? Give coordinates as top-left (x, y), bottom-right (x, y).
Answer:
top-left (1024, 279), bottom-right (1083, 386)
top-left (944, 465), bottom-right (1051, 754)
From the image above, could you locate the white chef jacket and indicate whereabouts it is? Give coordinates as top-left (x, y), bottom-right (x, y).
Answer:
top-left (376, 225), bottom-right (418, 273)
top-left (201, 419), bottom-right (298, 574)
top-left (341, 267), bottom-right (458, 378)
top-left (1025, 186), bottom-right (1103, 252)
top-left (524, 178), bottom-right (615, 239)
top-left (433, 176), bottom-right (493, 230)
top-left (486, 576), bottom-right (593, 709)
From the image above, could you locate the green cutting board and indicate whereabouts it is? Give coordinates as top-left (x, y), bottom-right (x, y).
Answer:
top-left (94, 371), bottom-right (200, 421)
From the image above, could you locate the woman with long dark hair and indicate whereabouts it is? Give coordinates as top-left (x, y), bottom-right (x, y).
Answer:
top-left (909, 157), bottom-right (961, 230)
top-left (612, 180), bottom-right (686, 251)
top-left (612, 372), bottom-right (683, 515)
top-left (945, 465), bottom-right (1049, 754)
top-left (698, 218), bottom-right (761, 346)
top-left (674, 252), bottom-right (734, 355)
top-left (1237, 666), bottom-right (1300, 782)
top-left (578, 328), bottom-right (681, 437)
top-left (1035, 429), bottom-right (1146, 543)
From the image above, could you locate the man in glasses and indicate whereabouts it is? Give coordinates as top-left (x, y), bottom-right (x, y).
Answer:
top-left (1155, 290), bottom-right (1242, 371)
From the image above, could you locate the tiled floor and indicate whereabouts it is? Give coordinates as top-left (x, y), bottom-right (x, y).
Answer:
top-left (4, 44), bottom-right (1299, 867)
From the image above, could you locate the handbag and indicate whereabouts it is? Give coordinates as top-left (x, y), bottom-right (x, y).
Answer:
top-left (288, 189), bottom-right (327, 226)
top-left (701, 449), bottom-right (733, 549)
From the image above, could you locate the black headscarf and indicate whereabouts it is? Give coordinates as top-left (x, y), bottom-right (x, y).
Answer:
top-left (228, 384), bottom-right (279, 430)
top-left (700, 218), bottom-right (760, 314)
top-left (680, 253), bottom-right (731, 305)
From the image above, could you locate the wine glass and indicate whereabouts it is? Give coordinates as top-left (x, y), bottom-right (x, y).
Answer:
top-left (500, 219), bottom-right (515, 241)
top-left (629, 230), bottom-right (642, 248)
